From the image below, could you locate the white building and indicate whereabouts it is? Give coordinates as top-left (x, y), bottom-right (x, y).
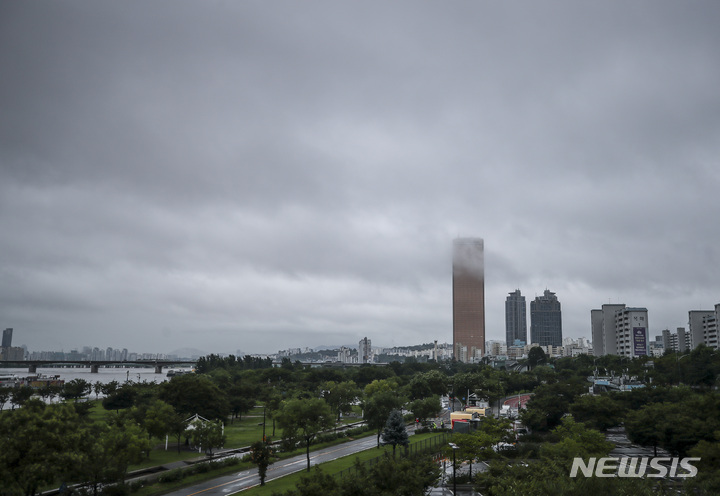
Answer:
top-left (689, 310), bottom-right (714, 349)
top-left (359, 337), bottom-right (372, 363)
top-left (702, 305), bottom-right (719, 350)
top-left (615, 307), bottom-right (649, 357)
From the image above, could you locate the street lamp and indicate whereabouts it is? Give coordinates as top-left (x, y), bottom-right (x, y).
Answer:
top-left (449, 442), bottom-right (459, 494)
top-left (254, 405), bottom-right (267, 442)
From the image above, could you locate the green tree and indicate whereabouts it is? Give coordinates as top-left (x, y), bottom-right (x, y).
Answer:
top-left (263, 388), bottom-right (283, 437)
top-left (100, 380), bottom-right (120, 396)
top-left (250, 440), bottom-right (274, 485)
top-left (520, 381), bottom-right (584, 431)
top-left (569, 394), bottom-right (625, 431)
top-left (0, 386), bottom-right (13, 410)
top-left (102, 384), bottom-right (137, 413)
top-left (409, 395), bottom-right (441, 424)
top-left (323, 380), bottom-right (360, 421)
top-left (159, 373), bottom-right (230, 421)
top-left (143, 399), bottom-right (176, 443)
top-left (167, 412), bottom-right (190, 453)
top-left (381, 409), bottom-right (409, 457)
top-left (687, 431), bottom-right (720, 495)
top-left (363, 390), bottom-right (404, 447)
top-left (0, 399), bottom-right (84, 496)
top-left (9, 386), bottom-right (34, 409)
top-left (527, 347), bottom-right (547, 369)
top-left (540, 417), bottom-right (613, 466)
top-left (189, 419), bottom-right (225, 455)
top-left (93, 380), bottom-right (103, 399)
top-left (276, 398), bottom-right (334, 471)
top-left (227, 382), bottom-right (257, 422)
top-left (76, 420), bottom-right (152, 495)
top-left (444, 431), bottom-right (496, 481)
top-left (61, 378), bottom-right (91, 402)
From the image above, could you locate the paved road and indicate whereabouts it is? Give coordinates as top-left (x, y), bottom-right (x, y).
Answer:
top-left (162, 434), bottom-right (385, 496)
top-left (502, 393), bottom-right (532, 409)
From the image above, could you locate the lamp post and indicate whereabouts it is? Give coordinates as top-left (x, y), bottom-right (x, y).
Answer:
top-left (254, 405), bottom-right (267, 442)
top-left (449, 442), bottom-right (459, 494)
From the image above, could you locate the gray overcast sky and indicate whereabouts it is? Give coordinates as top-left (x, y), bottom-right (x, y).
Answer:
top-left (2, 1), bottom-right (719, 355)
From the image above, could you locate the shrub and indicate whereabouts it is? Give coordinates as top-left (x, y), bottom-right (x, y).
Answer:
top-left (158, 469), bottom-right (184, 483)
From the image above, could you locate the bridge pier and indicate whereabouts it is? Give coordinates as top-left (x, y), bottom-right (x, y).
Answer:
top-left (91, 364), bottom-right (99, 373)
top-left (28, 364), bottom-right (37, 373)
top-left (154, 365), bottom-right (163, 374)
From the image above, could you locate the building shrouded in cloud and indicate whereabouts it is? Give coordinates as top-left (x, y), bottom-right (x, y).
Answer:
top-left (452, 238), bottom-right (485, 362)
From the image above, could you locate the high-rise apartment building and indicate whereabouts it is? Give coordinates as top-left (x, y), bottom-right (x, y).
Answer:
top-left (359, 337), bottom-right (372, 364)
top-left (530, 290), bottom-right (562, 346)
top-left (702, 305), bottom-right (719, 350)
top-left (2, 328), bottom-right (12, 348)
top-left (688, 310), bottom-right (714, 349)
top-left (452, 238), bottom-right (485, 361)
top-left (505, 289), bottom-right (527, 345)
top-left (593, 304), bottom-right (651, 356)
top-left (615, 307), bottom-right (649, 357)
top-left (591, 304), bottom-right (626, 356)
top-left (661, 327), bottom-right (691, 352)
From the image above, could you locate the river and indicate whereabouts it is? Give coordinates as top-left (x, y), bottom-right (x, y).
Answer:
top-left (1, 366), bottom-right (191, 387)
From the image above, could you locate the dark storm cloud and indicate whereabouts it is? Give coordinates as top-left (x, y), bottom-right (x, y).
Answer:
top-left (1, 1), bottom-right (719, 353)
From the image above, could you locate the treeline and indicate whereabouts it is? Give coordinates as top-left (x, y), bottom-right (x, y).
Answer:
top-left (3, 346), bottom-right (720, 495)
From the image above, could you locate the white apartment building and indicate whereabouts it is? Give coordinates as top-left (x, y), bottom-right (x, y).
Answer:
top-left (701, 305), bottom-right (719, 350)
top-left (615, 307), bottom-right (649, 357)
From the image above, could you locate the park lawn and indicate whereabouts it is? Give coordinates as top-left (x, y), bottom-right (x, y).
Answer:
top-left (129, 430), bottom-right (380, 496)
top-left (236, 432), bottom-right (445, 496)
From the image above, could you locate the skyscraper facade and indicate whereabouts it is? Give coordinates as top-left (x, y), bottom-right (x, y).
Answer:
top-left (505, 290), bottom-right (527, 345)
top-left (452, 238), bottom-right (485, 361)
top-left (530, 290), bottom-right (562, 347)
top-left (2, 328), bottom-right (12, 348)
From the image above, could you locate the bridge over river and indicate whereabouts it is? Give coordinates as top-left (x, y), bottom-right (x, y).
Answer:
top-left (1, 359), bottom-right (196, 374)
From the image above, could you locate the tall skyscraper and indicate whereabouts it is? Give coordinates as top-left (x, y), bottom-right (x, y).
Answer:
top-left (2, 328), bottom-right (12, 348)
top-left (505, 289), bottom-right (527, 345)
top-left (452, 238), bottom-right (485, 361)
top-left (530, 290), bottom-right (562, 347)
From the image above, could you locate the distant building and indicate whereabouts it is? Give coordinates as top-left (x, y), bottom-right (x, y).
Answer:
top-left (702, 305), bottom-right (719, 350)
top-left (530, 290), bottom-right (562, 347)
top-left (649, 336), bottom-right (665, 357)
top-left (505, 290), bottom-right (527, 346)
top-left (0, 346), bottom-right (24, 361)
top-left (485, 340), bottom-right (507, 357)
top-left (359, 337), bottom-right (372, 364)
top-left (689, 310), bottom-right (715, 349)
top-left (591, 304), bottom-right (625, 356)
top-left (2, 328), bottom-right (12, 348)
top-left (562, 337), bottom-right (593, 357)
top-left (615, 307), bottom-right (649, 357)
top-left (452, 238), bottom-right (485, 361)
top-left (661, 327), bottom-right (691, 353)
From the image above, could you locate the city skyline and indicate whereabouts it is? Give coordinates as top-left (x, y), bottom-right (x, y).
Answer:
top-left (2, 2), bottom-right (720, 354)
